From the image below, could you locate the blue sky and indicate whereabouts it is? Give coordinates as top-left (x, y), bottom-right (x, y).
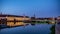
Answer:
top-left (0, 0), bottom-right (60, 17)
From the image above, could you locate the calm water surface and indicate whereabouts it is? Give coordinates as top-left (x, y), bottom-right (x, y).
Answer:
top-left (0, 24), bottom-right (53, 34)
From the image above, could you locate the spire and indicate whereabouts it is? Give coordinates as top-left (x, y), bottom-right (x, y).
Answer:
top-left (33, 13), bottom-right (36, 18)
top-left (34, 14), bottom-right (35, 17)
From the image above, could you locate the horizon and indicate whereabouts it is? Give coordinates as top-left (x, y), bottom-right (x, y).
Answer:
top-left (0, 13), bottom-right (59, 18)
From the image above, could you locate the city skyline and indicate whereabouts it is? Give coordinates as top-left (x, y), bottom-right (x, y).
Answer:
top-left (0, 0), bottom-right (60, 18)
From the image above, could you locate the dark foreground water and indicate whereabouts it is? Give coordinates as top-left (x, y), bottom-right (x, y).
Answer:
top-left (0, 24), bottom-right (53, 34)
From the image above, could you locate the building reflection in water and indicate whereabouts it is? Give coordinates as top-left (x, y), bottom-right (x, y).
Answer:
top-left (0, 22), bottom-right (30, 29)
top-left (7, 22), bottom-right (25, 27)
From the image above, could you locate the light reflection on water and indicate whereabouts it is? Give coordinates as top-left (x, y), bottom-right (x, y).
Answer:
top-left (0, 24), bottom-right (53, 34)
top-left (7, 22), bottom-right (25, 26)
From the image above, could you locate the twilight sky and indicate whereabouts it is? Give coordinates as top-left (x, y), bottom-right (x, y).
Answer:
top-left (0, 0), bottom-right (60, 17)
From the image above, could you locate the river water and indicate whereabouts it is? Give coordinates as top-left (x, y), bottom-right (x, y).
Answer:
top-left (0, 24), bottom-right (53, 34)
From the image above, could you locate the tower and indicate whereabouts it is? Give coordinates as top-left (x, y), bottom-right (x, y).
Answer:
top-left (33, 13), bottom-right (36, 19)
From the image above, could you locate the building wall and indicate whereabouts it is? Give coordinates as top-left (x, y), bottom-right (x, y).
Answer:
top-left (6, 17), bottom-right (14, 21)
top-left (0, 16), bottom-right (30, 21)
top-left (14, 17), bottom-right (30, 21)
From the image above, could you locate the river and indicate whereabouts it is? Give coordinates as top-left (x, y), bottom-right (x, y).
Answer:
top-left (0, 24), bottom-right (54, 34)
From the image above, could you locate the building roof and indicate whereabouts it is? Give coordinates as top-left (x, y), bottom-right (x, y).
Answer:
top-left (0, 14), bottom-right (29, 18)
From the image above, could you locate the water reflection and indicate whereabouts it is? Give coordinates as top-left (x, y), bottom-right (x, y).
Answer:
top-left (50, 24), bottom-right (55, 34)
top-left (7, 22), bottom-right (25, 26)
top-left (0, 23), bottom-right (53, 34)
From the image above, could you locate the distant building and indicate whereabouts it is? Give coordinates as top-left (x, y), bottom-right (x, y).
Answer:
top-left (31, 17), bottom-right (36, 20)
top-left (57, 16), bottom-right (60, 24)
top-left (0, 14), bottom-right (31, 26)
top-left (0, 14), bottom-right (30, 21)
top-left (57, 16), bottom-right (60, 20)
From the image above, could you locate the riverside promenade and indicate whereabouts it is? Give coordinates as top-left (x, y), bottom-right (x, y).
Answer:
top-left (56, 24), bottom-right (60, 34)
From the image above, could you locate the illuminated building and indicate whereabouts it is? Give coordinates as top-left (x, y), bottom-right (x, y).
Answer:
top-left (0, 14), bottom-right (30, 26)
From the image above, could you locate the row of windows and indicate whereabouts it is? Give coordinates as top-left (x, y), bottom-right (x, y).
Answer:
top-left (0, 17), bottom-right (30, 20)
